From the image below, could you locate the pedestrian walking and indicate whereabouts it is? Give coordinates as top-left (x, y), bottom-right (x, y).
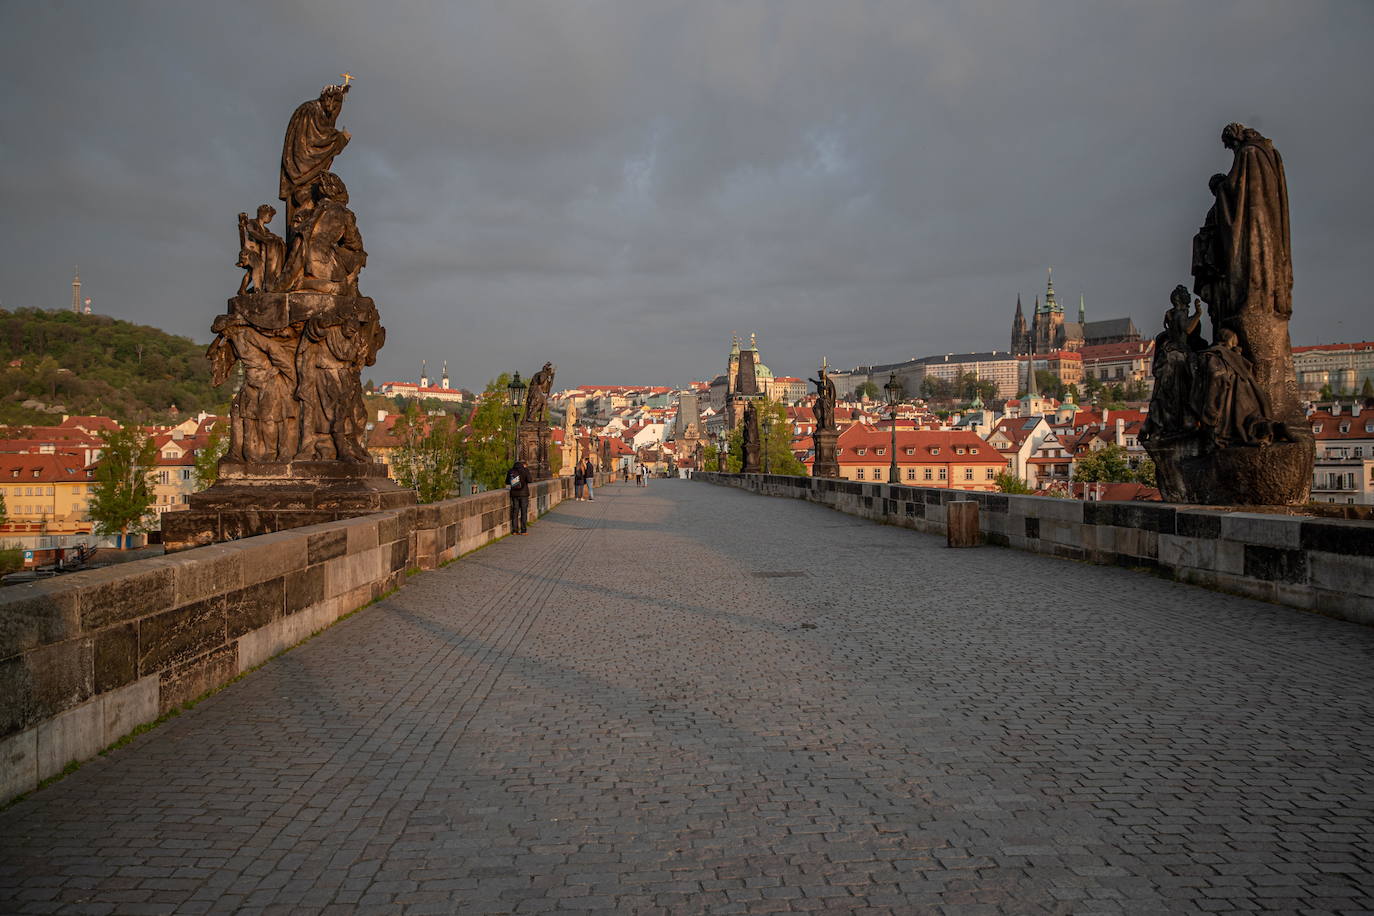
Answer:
top-left (622, 466), bottom-right (629, 483)
top-left (573, 460), bottom-right (585, 500)
top-left (507, 457), bottom-right (532, 535)
top-left (582, 459), bottom-right (596, 500)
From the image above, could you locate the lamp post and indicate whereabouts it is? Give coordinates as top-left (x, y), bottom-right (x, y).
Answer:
top-left (507, 371), bottom-right (526, 462)
top-left (885, 371), bottom-right (901, 485)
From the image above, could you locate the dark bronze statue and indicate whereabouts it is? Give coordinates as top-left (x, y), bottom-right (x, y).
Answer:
top-left (740, 401), bottom-right (761, 474)
top-left (810, 360), bottom-right (840, 478)
top-left (280, 84), bottom-right (351, 233)
top-left (1144, 124), bottom-right (1312, 505)
top-left (523, 362), bottom-right (556, 423)
top-left (811, 362), bottom-right (837, 432)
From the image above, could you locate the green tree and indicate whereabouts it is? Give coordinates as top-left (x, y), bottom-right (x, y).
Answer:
top-left (1135, 457), bottom-right (1157, 488)
top-left (1362, 377), bottom-right (1374, 399)
top-left (1318, 383), bottom-right (1334, 401)
top-left (1082, 374), bottom-right (1104, 401)
top-left (855, 380), bottom-right (880, 401)
top-left (88, 426), bottom-right (157, 547)
top-left (1073, 443), bottom-right (1144, 484)
top-left (761, 400), bottom-right (805, 476)
top-left (0, 488), bottom-right (7, 526)
top-left (994, 471), bottom-right (1034, 494)
top-left (391, 404), bottom-right (466, 503)
top-left (1035, 370), bottom-right (1066, 400)
top-left (1123, 378), bottom-right (1150, 401)
top-left (920, 375), bottom-right (951, 400)
top-left (464, 374), bottom-right (519, 491)
top-left (193, 425), bottom-right (227, 490)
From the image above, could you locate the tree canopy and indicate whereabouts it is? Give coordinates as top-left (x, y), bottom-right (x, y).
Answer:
top-left (0, 308), bottom-right (227, 425)
top-left (88, 426), bottom-right (157, 545)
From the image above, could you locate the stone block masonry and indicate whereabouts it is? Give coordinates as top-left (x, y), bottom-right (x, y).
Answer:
top-left (0, 474), bottom-right (599, 804)
top-left (695, 472), bottom-right (1374, 625)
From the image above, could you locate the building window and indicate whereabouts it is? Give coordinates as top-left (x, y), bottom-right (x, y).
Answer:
top-left (938, 468), bottom-right (948, 481)
top-left (876, 448), bottom-right (885, 455)
top-left (985, 468), bottom-right (996, 480)
top-left (964, 468), bottom-right (974, 481)
top-left (157, 471), bottom-right (169, 485)
top-left (906, 468), bottom-right (916, 480)
top-left (856, 448), bottom-right (866, 456)
top-left (874, 468), bottom-right (882, 480)
top-left (923, 468), bottom-right (932, 480)
top-left (931, 448), bottom-right (940, 456)
top-left (181, 469), bottom-right (192, 480)
top-left (856, 468), bottom-right (864, 480)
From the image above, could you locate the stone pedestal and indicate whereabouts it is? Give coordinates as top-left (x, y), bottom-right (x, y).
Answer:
top-left (162, 461), bottom-right (416, 552)
top-left (811, 429), bottom-right (840, 478)
top-left (517, 422), bottom-right (551, 480)
top-left (1145, 433), bottom-right (1314, 506)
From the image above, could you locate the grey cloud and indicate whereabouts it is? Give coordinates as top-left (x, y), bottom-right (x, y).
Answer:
top-left (1, 0), bottom-right (1371, 392)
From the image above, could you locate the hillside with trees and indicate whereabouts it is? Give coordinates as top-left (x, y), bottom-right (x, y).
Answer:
top-left (0, 308), bottom-right (227, 424)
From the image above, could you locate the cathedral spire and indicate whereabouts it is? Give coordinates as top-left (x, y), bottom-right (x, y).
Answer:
top-left (1079, 294), bottom-right (1086, 325)
top-left (1044, 267), bottom-right (1061, 313)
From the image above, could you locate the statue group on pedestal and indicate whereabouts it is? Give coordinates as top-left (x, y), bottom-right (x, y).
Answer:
top-left (210, 80), bottom-right (386, 464)
top-left (1142, 124), bottom-right (1313, 505)
top-left (809, 360), bottom-right (840, 478)
top-left (517, 362), bottom-right (556, 479)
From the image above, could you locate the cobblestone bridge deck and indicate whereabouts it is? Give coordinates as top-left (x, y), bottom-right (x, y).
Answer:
top-left (3, 480), bottom-right (1373, 914)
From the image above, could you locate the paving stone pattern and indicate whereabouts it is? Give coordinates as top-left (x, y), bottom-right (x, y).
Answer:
top-left (3, 480), bottom-right (1374, 914)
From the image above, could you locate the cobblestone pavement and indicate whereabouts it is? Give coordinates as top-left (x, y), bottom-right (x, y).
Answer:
top-left (4, 480), bottom-right (1374, 915)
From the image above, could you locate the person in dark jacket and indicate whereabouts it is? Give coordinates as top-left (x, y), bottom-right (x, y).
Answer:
top-left (581, 459), bottom-right (596, 501)
top-left (507, 458), bottom-right (533, 534)
top-left (573, 460), bottom-right (585, 500)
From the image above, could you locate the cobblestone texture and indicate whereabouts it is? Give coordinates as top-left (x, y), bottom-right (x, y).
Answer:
top-left (3, 479), bottom-right (1374, 914)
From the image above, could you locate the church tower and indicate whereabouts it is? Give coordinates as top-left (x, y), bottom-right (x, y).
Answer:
top-left (1036, 268), bottom-right (1065, 352)
top-left (419, 359), bottom-right (429, 389)
top-left (726, 334), bottom-right (741, 398)
top-left (441, 361), bottom-right (450, 390)
top-left (1011, 295), bottom-right (1029, 355)
top-left (71, 268), bottom-right (81, 314)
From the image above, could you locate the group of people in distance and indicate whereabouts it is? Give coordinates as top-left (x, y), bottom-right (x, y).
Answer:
top-left (503, 458), bottom-right (653, 536)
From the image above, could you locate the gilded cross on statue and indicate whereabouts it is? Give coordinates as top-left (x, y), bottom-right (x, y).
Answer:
top-left (340, 72), bottom-right (356, 87)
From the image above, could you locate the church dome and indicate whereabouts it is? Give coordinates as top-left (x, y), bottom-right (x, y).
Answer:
top-left (755, 363), bottom-right (774, 380)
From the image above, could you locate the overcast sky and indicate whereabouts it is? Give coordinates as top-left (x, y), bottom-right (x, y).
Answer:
top-left (1, 1), bottom-right (1370, 392)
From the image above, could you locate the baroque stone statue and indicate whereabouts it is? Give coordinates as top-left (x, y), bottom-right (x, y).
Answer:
top-left (1142, 124), bottom-right (1313, 505)
top-left (166, 77), bottom-right (412, 554)
top-left (516, 362), bottom-right (556, 480)
top-left (280, 83), bottom-right (351, 233)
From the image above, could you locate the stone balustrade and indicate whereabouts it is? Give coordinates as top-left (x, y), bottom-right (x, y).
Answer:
top-left (696, 473), bottom-right (1373, 625)
top-left (0, 474), bottom-right (599, 804)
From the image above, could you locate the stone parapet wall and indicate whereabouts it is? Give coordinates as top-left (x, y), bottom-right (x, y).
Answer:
top-left (695, 473), bottom-right (1373, 625)
top-left (0, 474), bottom-right (596, 804)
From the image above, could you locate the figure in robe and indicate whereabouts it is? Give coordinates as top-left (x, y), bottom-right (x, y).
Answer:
top-left (1214, 124), bottom-right (1292, 324)
top-left (1142, 286), bottom-right (1207, 442)
top-left (1190, 173), bottom-right (1228, 333)
top-left (279, 173), bottom-right (367, 296)
top-left (294, 313), bottom-right (370, 462)
top-left (280, 84), bottom-right (351, 233)
top-left (1193, 329), bottom-right (1282, 449)
top-left (208, 314), bottom-right (300, 462)
top-left (236, 204), bottom-right (287, 294)
top-left (523, 362), bottom-right (556, 423)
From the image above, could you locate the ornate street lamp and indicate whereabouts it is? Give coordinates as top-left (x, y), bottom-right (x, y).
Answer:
top-left (885, 371), bottom-right (901, 485)
top-left (507, 371), bottom-right (526, 461)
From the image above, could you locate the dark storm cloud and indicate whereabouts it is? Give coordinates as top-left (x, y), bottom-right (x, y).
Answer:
top-left (2, 1), bottom-right (1371, 391)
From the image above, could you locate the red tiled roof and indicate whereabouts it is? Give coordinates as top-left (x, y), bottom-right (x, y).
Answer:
top-left (0, 453), bottom-right (92, 482)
